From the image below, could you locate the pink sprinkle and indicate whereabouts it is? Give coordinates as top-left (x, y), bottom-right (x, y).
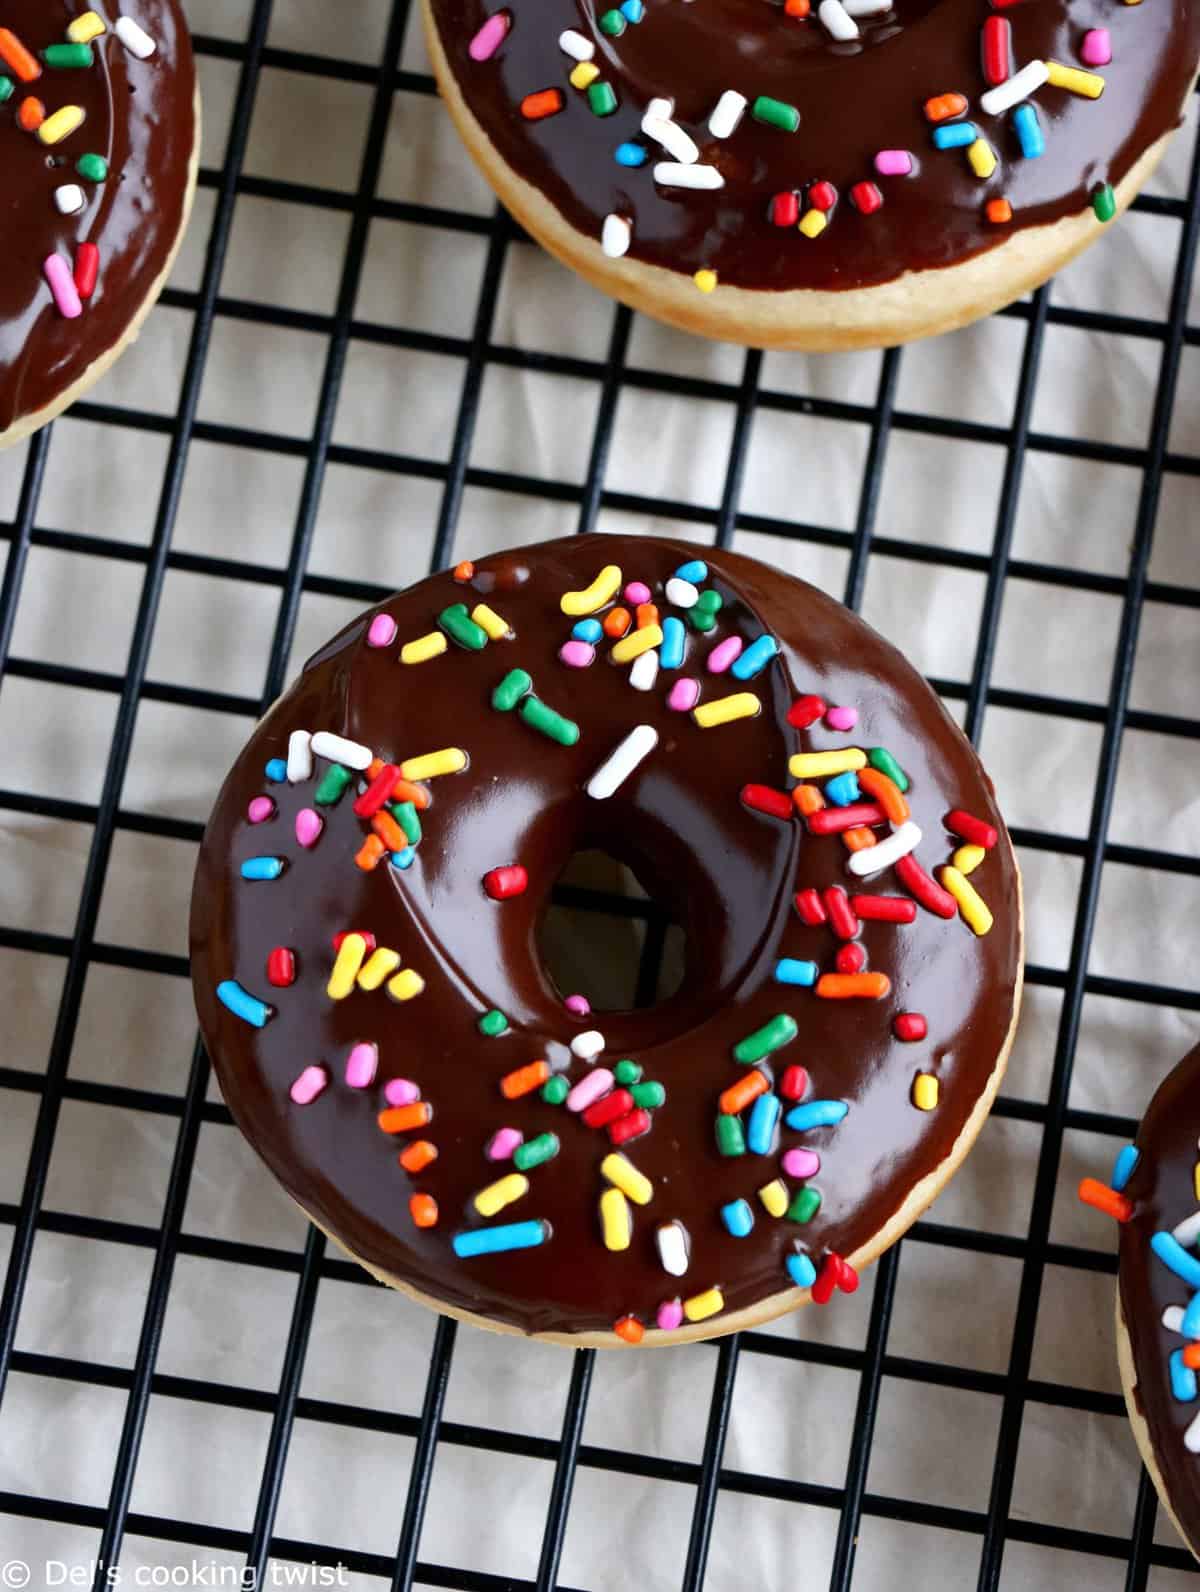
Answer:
top-left (468, 10), bottom-right (510, 59)
top-left (782, 1147), bottom-right (820, 1180)
top-left (43, 253), bottom-right (82, 319)
top-left (247, 796), bottom-right (275, 824)
top-left (487, 1126), bottom-right (524, 1160)
top-left (367, 613), bottom-right (398, 648)
top-left (624, 581), bottom-right (652, 605)
top-left (295, 808), bottom-right (323, 848)
top-left (656, 1298), bottom-right (684, 1331)
top-left (1080, 27), bottom-right (1111, 65)
top-left (565, 993), bottom-right (591, 1016)
top-left (345, 1042), bottom-right (379, 1089)
top-left (566, 1068), bottom-right (614, 1112)
top-left (707, 636), bottom-right (744, 674)
top-left (559, 639), bottom-right (595, 668)
top-left (667, 677), bottom-right (701, 712)
top-left (825, 705), bottom-right (858, 732)
top-left (384, 1077), bottom-right (420, 1106)
top-left (290, 1065), bottom-right (327, 1105)
top-left (874, 149), bottom-right (913, 177)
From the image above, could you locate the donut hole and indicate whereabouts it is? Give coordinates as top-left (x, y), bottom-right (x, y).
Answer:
top-left (540, 848), bottom-right (686, 1012)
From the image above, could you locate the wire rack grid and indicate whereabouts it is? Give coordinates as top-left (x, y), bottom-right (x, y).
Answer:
top-left (1, 0), bottom-right (1199, 1587)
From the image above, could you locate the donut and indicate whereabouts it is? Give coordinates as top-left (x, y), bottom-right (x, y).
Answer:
top-left (1081, 1040), bottom-right (1200, 1557)
top-left (420, 0), bottom-right (1200, 349)
top-left (0, 4), bottom-right (198, 449)
top-left (190, 535), bottom-right (1024, 1345)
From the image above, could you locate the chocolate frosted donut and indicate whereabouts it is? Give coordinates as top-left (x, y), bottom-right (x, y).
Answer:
top-left (191, 536), bottom-right (1023, 1344)
top-left (421, 0), bottom-right (1200, 347)
top-left (0, 4), bottom-right (197, 447)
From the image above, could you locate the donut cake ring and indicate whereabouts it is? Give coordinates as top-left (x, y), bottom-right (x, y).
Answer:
top-left (191, 535), bottom-right (1024, 1346)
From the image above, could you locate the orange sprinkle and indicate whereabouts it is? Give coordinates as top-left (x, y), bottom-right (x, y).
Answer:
top-left (636, 603), bottom-right (659, 629)
top-left (17, 96), bottom-right (44, 131)
top-left (501, 1059), bottom-right (550, 1099)
top-left (1077, 1177), bottom-right (1133, 1223)
top-left (792, 784), bottom-right (825, 818)
top-left (1184, 1343), bottom-right (1200, 1371)
top-left (410, 1193), bottom-right (439, 1229)
top-left (0, 29), bottom-right (42, 82)
top-left (393, 778), bottom-right (432, 811)
top-left (399, 1139), bottom-right (438, 1174)
top-left (521, 88), bottom-right (564, 120)
top-left (371, 810), bottom-right (407, 852)
top-left (453, 560), bottom-right (475, 582)
top-left (367, 756), bottom-right (385, 780)
top-left (842, 826), bottom-right (878, 852)
top-left (720, 1069), bottom-right (769, 1115)
top-left (603, 606), bottom-right (632, 639)
top-left (986, 197), bottom-right (1013, 225)
top-left (378, 1102), bottom-right (432, 1134)
top-left (858, 767), bottom-right (910, 825)
top-left (784, 0), bottom-right (811, 15)
top-left (925, 91), bottom-right (968, 123)
top-left (355, 833), bottom-right (386, 871)
top-left (614, 1315), bottom-right (645, 1344)
top-left (816, 972), bottom-right (891, 1000)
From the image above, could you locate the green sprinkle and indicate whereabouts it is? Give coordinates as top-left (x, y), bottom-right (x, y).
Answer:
top-left (540, 1075), bottom-right (569, 1105)
top-left (438, 602), bottom-right (488, 651)
top-left (613, 1059), bottom-right (643, 1086)
top-left (716, 1113), bottom-right (746, 1157)
top-left (599, 7), bottom-right (627, 32)
top-left (1093, 182), bottom-right (1116, 223)
top-left (519, 695), bottom-right (580, 746)
top-left (787, 1186), bottom-right (822, 1224)
top-left (391, 800), bottom-right (422, 845)
top-left (867, 746), bottom-right (909, 793)
top-left (492, 668), bottom-right (532, 712)
top-left (751, 95), bottom-right (800, 134)
top-left (630, 1081), bottom-right (665, 1110)
top-left (44, 42), bottom-right (94, 68)
top-left (76, 152), bottom-right (109, 182)
top-left (314, 763), bottom-right (353, 806)
top-left (514, 1131), bottom-right (560, 1170)
top-left (733, 1014), bottom-right (798, 1065)
top-left (587, 80), bottom-right (618, 117)
top-left (0, 77), bottom-right (13, 104)
top-left (695, 589), bottom-right (723, 613)
top-left (478, 1009), bottom-right (509, 1036)
top-left (688, 607), bottom-right (718, 633)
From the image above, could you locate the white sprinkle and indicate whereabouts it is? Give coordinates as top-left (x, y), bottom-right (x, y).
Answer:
top-left (642, 116), bottom-right (699, 165)
top-left (653, 162), bottom-right (724, 190)
top-left (54, 184), bottom-right (86, 216)
top-left (1186, 1408), bottom-right (1200, 1454)
top-left (587, 724), bottom-right (658, 800)
top-left (843, 0), bottom-right (891, 14)
top-left (630, 649), bottom-right (659, 692)
top-left (1174, 1211), bottom-right (1200, 1249)
top-left (601, 213), bottom-right (632, 258)
top-left (846, 819), bottom-right (923, 878)
top-left (1163, 1306), bottom-right (1187, 1335)
top-left (818, 0), bottom-right (859, 39)
top-left (644, 96), bottom-right (674, 122)
top-left (310, 730), bottom-right (373, 770)
top-left (558, 28), bottom-right (594, 60)
top-left (656, 1220), bottom-right (690, 1277)
top-left (708, 90), bottom-right (747, 139)
top-left (980, 59), bottom-right (1049, 116)
top-left (571, 1029), bottom-right (605, 1060)
top-left (665, 576), bottom-right (699, 608)
top-left (115, 14), bottom-right (156, 57)
top-left (286, 730), bottom-right (313, 784)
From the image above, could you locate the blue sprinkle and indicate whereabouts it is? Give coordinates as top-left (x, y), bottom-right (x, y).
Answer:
top-left (731, 634), bottom-right (778, 681)
top-left (620, 0), bottom-right (644, 18)
top-left (824, 771), bottom-right (861, 807)
top-left (1152, 1231), bottom-right (1200, 1290)
top-left (932, 121), bottom-right (978, 150)
top-left (1182, 1292), bottom-right (1200, 1339)
top-left (674, 559), bottom-right (708, 584)
top-left (786, 1100), bottom-right (849, 1132)
top-left (1012, 102), bottom-right (1044, 159)
top-left (264, 758), bottom-right (288, 783)
top-left (453, 1219), bottom-right (550, 1258)
top-left (721, 1198), bottom-right (754, 1238)
top-left (241, 856), bottom-right (284, 881)
top-left (1171, 1349), bottom-right (1198, 1403)
top-left (615, 141), bottom-right (647, 167)
top-left (747, 1092), bottom-right (781, 1155)
top-left (786, 1252), bottom-right (816, 1289)
top-left (572, 618), bottom-right (603, 643)
top-left (1111, 1143), bottom-right (1139, 1193)
top-left (390, 848), bottom-right (416, 870)
top-left (216, 979), bottom-right (272, 1028)
top-left (774, 958), bottom-right (818, 987)
top-left (660, 615), bottom-right (686, 670)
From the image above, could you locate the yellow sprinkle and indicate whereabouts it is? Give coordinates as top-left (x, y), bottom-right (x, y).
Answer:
top-left (570, 60), bottom-right (600, 88)
top-left (470, 603), bottom-right (511, 641)
top-left (953, 843), bottom-right (986, 876)
top-left (386, 968), bottom-right (426, 1002)
top-left (798, 208), bottom-right (827, 239)
top-left (561, 564), bottom-right (622, 616)
top-left (1046, 60), bottom-right (1105, 97)
top-left (68, 11), bottom-right (107, 41)
top-left (38, 105), bottom-right (87, 146)
top-left (400, 747), bottom-right (467, 780)
top-left (758, 1179), bottom-right (788, 1219)
top-left (473, 1172), bottom-right (529, 1217)
top-left (1194, 1162), bottom-right (1200, 1201)
top-left (693, 268), bottom-right (718, 293)
top-left (913, 1073), bottom-right (939, 1111)
top-left (940, 865), bottom-right (994, 936)
top-left (967, 138), bottom-right (997, 179)
top-left (601, 1152), bottom-right (653, 1206)
top-left (327, 933), bottom-right (367, 1001)
top-left (692, 692), bottom-right (761, 730)
top-left (600, 1187), bottom-right (632, 1251)
top-left (611, 623), bottom-right (663, 665)
top-left (400, 631), bottom-right (447, 665)
top-left (683, 1286), bottom-right (724, 1323)
top-left (357, 947), bottom-right (401, 991)
top-left (788, 748), bottom-right (867, 778)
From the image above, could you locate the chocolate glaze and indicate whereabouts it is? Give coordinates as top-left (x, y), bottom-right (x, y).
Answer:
top-left (0, 3), bottom-right (195, 433)
top-left (426, 0), bottom-right (1200, 291)
top-left (1118, 1040), bottom-right (1200, 1551)
top-left (190, 535), bottom-right (1021, 1337)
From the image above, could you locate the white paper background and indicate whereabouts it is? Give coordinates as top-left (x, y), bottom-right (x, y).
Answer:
top-left (0, 2), bottom-right (1199, 1587)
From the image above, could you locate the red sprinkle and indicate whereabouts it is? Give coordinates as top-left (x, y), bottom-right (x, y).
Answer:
top-left (836, 942), bottom-right (867, 975)
top-left (812, 1251), bottom-right (859, 1304)
top-left (945, 809), bottom-right (998, 850)
top-left (74, 242), bottom-right (100, 300)
top-left (807, 802), bottom-right (887, 836)
top-left (809, 180), bottom-right (838, 212)
top-left (893, 1012), bottom-right (927, 1042)
top-left (794, 888), bottom-right (827, 926)
top-left (823, 886), bottom-right (859, 941)
top-left (267, 947), bottom-right (295, 987)
top-left (333, 929), bottom-right (377, 953)
top-left (608, 1107), bottom-right (652, 1146)
top-left (850, 180), bottom-right (883, 215)
top-left (787, 694), bottom-right (827, 730)
top-left (850, 894), bottom-right (916, 924)
top-left (780, 1064), bottom-right (808, 1101)
top-left (741, 783), bottom-right (794, 821)
top-left (894, 853), bottom-right (957, 919)
top-left (352, 763), bottom-right (402, 818)
top-left (483, 864), bottom-right (528, 900)
top-left (982, 14), bottom-right (1012, 83)
top-left (583, 1088), bottom-right (634, 1129)
top-left (769, 191), bottom-right (799, 227)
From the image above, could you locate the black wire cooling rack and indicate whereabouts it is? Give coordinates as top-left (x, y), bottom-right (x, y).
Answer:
top-left (2, 1), bottom-right (1200, 1586)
